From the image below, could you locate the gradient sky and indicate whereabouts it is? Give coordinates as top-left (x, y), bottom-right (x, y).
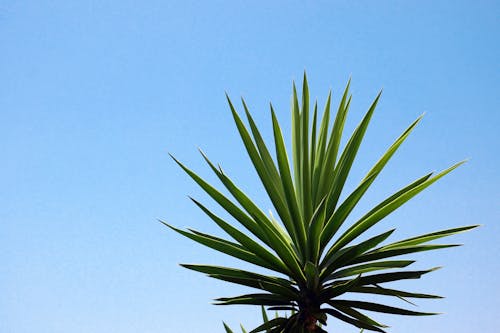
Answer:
top-left (1, 1), bottom-right (499, 332)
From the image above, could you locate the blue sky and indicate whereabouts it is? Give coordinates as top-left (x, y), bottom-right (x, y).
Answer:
top-left (1, 1), bottom-right (499, 332)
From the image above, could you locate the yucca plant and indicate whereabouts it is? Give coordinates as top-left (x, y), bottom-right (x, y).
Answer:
top-left (164, 74), bottom-right (476, 332)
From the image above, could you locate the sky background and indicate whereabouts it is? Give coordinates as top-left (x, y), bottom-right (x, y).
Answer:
top-left (1, 1), bottom-right (499, 332)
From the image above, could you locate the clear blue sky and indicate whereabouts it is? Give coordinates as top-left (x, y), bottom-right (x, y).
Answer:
top-left (1, 1), bottom-right (498, 332)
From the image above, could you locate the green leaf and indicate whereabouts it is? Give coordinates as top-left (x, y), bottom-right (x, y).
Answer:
top-left (162, 222), bottom-right (276, 271)
top-left (307, 196), bottom-right (327, 262)
top-left (328, 161), bottom-right (465, 254)
top-left (316, 79), bottom-right (351, 202)
top-left (324, 91), bottom-right (381, 218)
top-left (329, 300), bottom-right (439, 316)
top-left (199, 150), bottom-right (290, 246)
top-left (241, 99), bottom-right (282, 191)
top-left (320, 275), bottom-right (363, 300)
top-left (223, 322), bottom-right (235, 333)
top-left (215, 293), bottom-right (293, 306)
top-left (249, 317), bottom-right (288, 333)
top-left (323, 308), bottom-right (386, 332)
top-left (301, 73), bottom-right (313, 221)
top-left (320, 115), bottom-right (424, 248)
top-left (354, 267), bottom-right (441, 286)
top-left (192, 153), bottom-right (305, 282)
top-left (189, 198), bottom-right (289, 274)
top-left (304, 261), bottom-right (320, 291)
top-left (349, 286), bottom-right (443, 299)
top-left (241, 100), bottom-right (299, 244)
top-left (271, 106), bottom-right (307, 261)
top-left (181, 264), bottom-right (294, 289)
top-left (328, 260), bottom-right (415, 279)
top-left (321, 229), bottom-right (396, 280)
top-left (320, 173), bottom-right (377, 250)
top-left (381, 225), bottom-right (479, 249)
top-left (310, 101), bottom-right (318, 190)
top-left (362, 114), bottom-right (423, 182)
top-left (209, 274), bottom-right (300, 300)
top-left (261, 306), bottom-right (270, 329)
top-left (311, 91), bottom-right (331, 204)
top-left (291, 82), bottom-right (302, 205)
top-left (169, 154), bottom-right (270, 247)
top-left (267, 306), bottom-right (297, 312)
top-left (332, 305), bottom-right (388, 328)
top-left (350, 244), bottom-right (461, 265)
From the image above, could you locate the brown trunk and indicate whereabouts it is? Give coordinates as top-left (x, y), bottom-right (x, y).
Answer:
top-left (304, 315), bottom-right (317, 331)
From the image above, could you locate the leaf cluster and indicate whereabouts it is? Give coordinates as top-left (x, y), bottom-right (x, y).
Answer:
top-left (165, 74), bottom-right (477, 332)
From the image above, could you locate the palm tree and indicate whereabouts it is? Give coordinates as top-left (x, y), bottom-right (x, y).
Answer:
top-left (164, 74), bottom-right (476, 332)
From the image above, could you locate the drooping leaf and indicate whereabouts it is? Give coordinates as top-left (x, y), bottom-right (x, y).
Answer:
top-left (329, 299), bottom-right (439, 316)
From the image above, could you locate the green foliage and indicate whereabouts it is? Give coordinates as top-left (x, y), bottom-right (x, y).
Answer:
top-left (165, 74), bottom-right (477, 332)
